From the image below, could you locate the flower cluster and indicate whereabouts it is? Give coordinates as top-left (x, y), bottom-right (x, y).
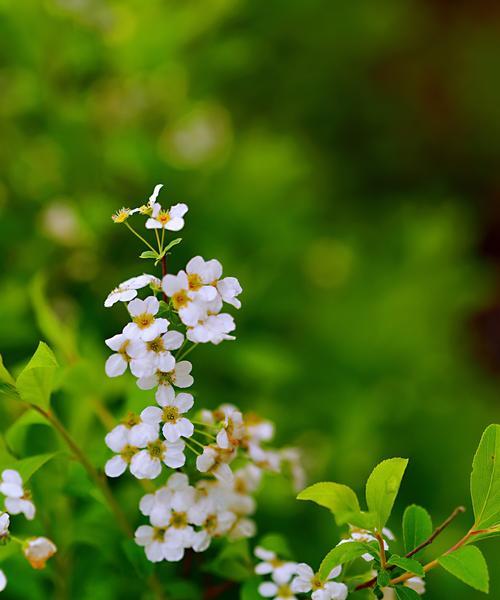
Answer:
top-left (254, 547), bottom-right (348, 600)
top-left (0, 469), bottom-right (57, 593)
top-left (104, 185), bottom-right (302, 563)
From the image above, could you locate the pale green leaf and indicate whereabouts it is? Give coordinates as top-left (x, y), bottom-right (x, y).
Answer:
top-left (16, 342), bottom-right (58, 409)
top-left (387, 555), bottom-right (424, 577)
top-left (366, 458), bottom-right (408, 531)
top-left (139, 250), bottom-right (158, 259)
top-left (402, 505), bottom-right (433, 555)
top-left (438, 546), bottom-right (489, 593)
top-left (0, 354), bottom-right (15, 386)
top-left (297, 482), bottom-right (360, 525)
top-left (470, 424), bottom-right (500, 530)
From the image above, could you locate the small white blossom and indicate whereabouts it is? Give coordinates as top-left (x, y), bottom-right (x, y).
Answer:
top-left (137, 361), bottom-right (194, 402)
top-left (146, 202), bottom-right (188, 231)
top-left (187, 313), bottom-right (236, 344)
top-left (104, 274), bottom-right (160, 308)
top-left (0, 570), bottom-right (6, 592)
top-left (162, 271), bottom-right (206, 326)
top-left (0, 470), bottom-right (35, 520)
top-left (186, 256), bottom-right (242, 308)
top-left (23, 537), bottom-right (57, 569)
top-left (141, 392), bottom-right (194, 442)
top-left (216, 408), bottom-right (245, 450)
top-left (0, 513), bottom-right (10, 538)
top-left (104, 423), bottom-right (157, 478)
top-left (196, 446), bottom-right (234, 485)
top-left (104, 333), bottom-right (133, 377)
top-left (130, 438), bottom-right (186, 479)
top-left (254, 546), bottom-right (297, 584)
top-left (128, 330), bottom-right (184, 377)
top-left (258, 575), bottom-right (297, 600)
top-left (123, 296), bottom-right (170, 342)
top-left (291, 563), bottom-right (346, 600)
top-left (135, 525), bottom-right (170, 562)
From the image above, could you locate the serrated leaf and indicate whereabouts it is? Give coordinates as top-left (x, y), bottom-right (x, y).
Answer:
top-left (402, 505), bottom-right (433, 555)
top-left (319, 542), bottom-right (377, 580)
top-left (297, 482), bottom-right (361, 525)
top-left (16, 342), bottom-right (58, 409)
top-left (139, 250), bottom-right (159, 259)
top-left (470, 424), bottom-right (500, 530)
top-left (438, 545), bottom-right (489, 593)
top-left (387, 555), bottom-right (424, 577)
top-left (394, 587), bottom-right (421, 600)
top-left (366, 458), bottom-right (408, 531)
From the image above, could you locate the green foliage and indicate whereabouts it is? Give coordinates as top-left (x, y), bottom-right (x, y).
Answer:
top-left (16, 342), bottom-right (58, 410)
top-left (204, 540), bottom-right (254, 582)
top-left (257, 533), bottom-right (293, 559)
top-left (319, 542), bottom-right (377, 580)
top-left (393, 587), bottom-right (421, 600)
top-left (366, 458), bottom-right (408, 531)
top-left (297, 482), bottom-right (361, 525)
top-left (0, 355), bottom-right (15, 387)
top-left (470, 424), bottom-right (500, 531)
top-left (402, 505), bottom-right (433, 555)
top-left (240, 578), bottom-right (261, 600)
top-left (387, 555), bottom-right (424, 577)
top-left (438, 546), bottom-right (489, 593)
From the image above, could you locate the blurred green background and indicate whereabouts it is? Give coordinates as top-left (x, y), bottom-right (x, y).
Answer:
top-left (1, 0), bottom-right (499, 598)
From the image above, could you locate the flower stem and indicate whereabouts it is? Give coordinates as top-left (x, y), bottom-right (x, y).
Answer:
top-left (178, 343), bottom-right (198, 361)
top-left (125, 222), bottom-right (157, 253)
top-left (375, 532), bottom-right (387, 569)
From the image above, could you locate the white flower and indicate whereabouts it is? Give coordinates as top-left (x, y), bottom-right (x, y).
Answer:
top-left (187, 313), bottom-right (236, 345)
top-left (337, 529), bottom-right (388, 562)
top-left (196, 446), bottom-right (234, 485)
top-left (127, 330), bottom-right (184, 377)
top-left (162, 271), bottom-right (206, 326)
top-left (243, 414), bottom-right (275, 444)
top-left (23, 537), bottom-right (57, 569)
top-left (104, 423), bottom-right (157, 478)
top-left (141, 392), bottom-right (194, 442)
top-left (123, 296), bottom-right (170, 342)
top-left (258, 576), bottom-right (297, 600)
top-left (130, 438), bottom-right (186, 479)
top-left (104, 333), bottom-right (133, 377)
top-left (0, 570), bottom-right (6, 592)
top-left (185, 257), bottom-right (221, 302)
top-left (291, 563), bottom-right (345, 600)
top-left (254, 546), bottom-right (297, 584)
top-left (104, 274), bottom-right (160, 308)
top-left (137, 361), bottom-right (194, 402)
top-left (0, 512), bottom-right (9, 538)
top-left (0, 470), bottom-right (36, 520)
top-left (135, 525), bottom-right (169, 562)
top-left (146, 202), bottom-right (188, 231)
top-left (216, 408), bottom-right (245, 450)
top-left (216, 276), bottom-right (242, 309)
top-left (139, 473), bottom-right (192, 524)
top-left (188, 496), bottom-right (236, 542)
top-left (247, 443), bottom-right (282, 472)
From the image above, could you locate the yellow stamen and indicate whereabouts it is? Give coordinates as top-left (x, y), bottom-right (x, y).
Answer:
top-left (112, 208), bottom-right (131, 223)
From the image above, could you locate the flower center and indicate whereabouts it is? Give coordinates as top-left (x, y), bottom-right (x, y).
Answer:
top-left (147, 440), bottom-right (163, 459)
top-left (147, 337), bottom-right (165, 353)
top-left (188, 273), bottom-right (203, 291)
top-left (133, 313), bottom-right (154, 329)
top-left (112, 208), bottom-right (130, 223)
top-left (122, 412), bottom-right (140, 428)
top-left (270, 558), bottom-right (284, 568)
top-left (234, 479), bottom-right (247, 494)
top-left (157, 211), bottom-right (171, 225)
top-left (152, 527), bottom-right (166, 541)
top-left (157, 369), bottom-right (175, 386)
top-left (276, 584), bottom-right (293, 598)
top-left (204, 514), bottom-right (218, 534)
top-left (120, 444), bottom-right (138, 463)
top-left (172, 290), bottom-right (189, 310)
top-left (311, 576), bottom-right (324, 591)
top-left (170, 511), bottom-right (188, 529)
top-left (119, 339), bottom-right (130, 359)
top-left (162, 406), bottom-right (180, 423)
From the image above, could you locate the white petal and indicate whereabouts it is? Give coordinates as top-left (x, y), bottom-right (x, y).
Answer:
top-left (0, 570), bottom-right (6, 592)
top-left (130, 452), bottom-right (162, 480)
top-left (156, 384), bottom-right (175, 406)
top-left (105, 456), bottom-right (127, 478)
top-left (162, 330), bottom-right (184, 351)
top-left (157, 352), bottom-right (175, 372)
top-left (148, 184), bottom-right (163, 205)
top-left (258, 582), bottom-right (278, 597)
top-left (129, 423), bottom-right (159, 447)
top-left (105, 354), bottom-right (127, 377)
top-left (105, 425), bottom-right (129, 452)
top-left (105, 334), bottom-right (126, 351)
top-left (135, 524), bottom-right (154, 546)
top-left (173, 392), bottom-right (194, 413)
top-left (127, 298), bottom-right (146, 317)
top-left (139, 493), bottom-right (155, 515)
top-left (140, 406), bottom-right (163, 425)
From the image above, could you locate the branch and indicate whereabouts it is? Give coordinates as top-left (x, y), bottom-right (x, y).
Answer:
top-left (355, 506), bottom-right (466, 591)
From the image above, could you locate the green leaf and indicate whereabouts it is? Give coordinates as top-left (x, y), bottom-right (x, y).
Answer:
top-left (438, 546), bottom-right (489, 593)
top-left (402, 505), bottom-right (433, 555)
top-left (122, 539), bottom-right (154, 578)
top-left (16, 342), bottom-right (58, 409)
top-left (394, 587), bottom-right (421, 600)
top-left (5, 410), bottom-right (50, 455)
top-left (470, 424), bottom-right (500, 530)
top-left (319, 542), bottom-right (377, 580)
top-left (204, 539), bottom-right (253, 582)
top-left (377, 570), bottom-right (390, 587)
top-left (240, 578), bottom-right (261, 600)
top-left (297, 482), bottom-right (361, 525)
top-left (12, 453), bottom-right (57, 481)
top-left (366, 458), bottom-right (408, 531)
top-left (387, 555), bottom-right (425, 577)
top-left (344, 510), bottom-right (377, 530)
top-left (0, 354), bottom-right (15, 386)
top-left (139, 250), bottom-right (159, 259)
top-left (163, 237), bottom-right (182, 253)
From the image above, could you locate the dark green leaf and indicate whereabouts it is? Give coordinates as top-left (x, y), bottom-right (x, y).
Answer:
top-left (204, 539), bottom-right (253, 582)
top-left (394, 586), bottom-right (421, 600)
top-left (366, 458), bottom-right (408, 531)
top-left (402, 505), bottom-right (433, 555)
top-left (470, 424), bottom-right (500, 530)
top-left (240, 578), bottom-right (261, 600)
top-left (438, 545), bottom-right (489, 593)
top-left (377, 570), bottom-right (390, 587)
top-left (297, 482), bottom-right (360, 525)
